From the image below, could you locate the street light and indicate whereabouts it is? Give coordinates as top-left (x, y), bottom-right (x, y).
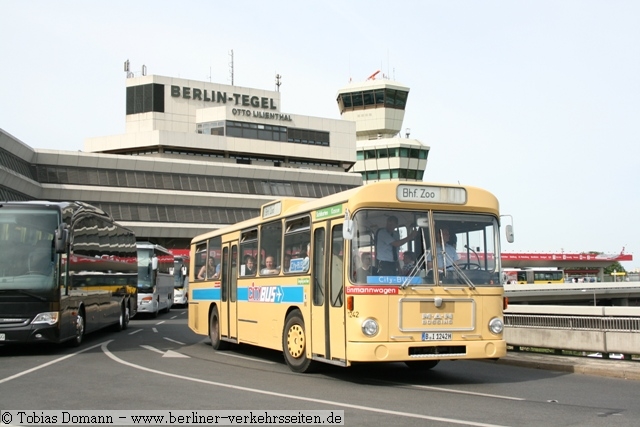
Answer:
top-left (581, 288), bottom-right (596, 306)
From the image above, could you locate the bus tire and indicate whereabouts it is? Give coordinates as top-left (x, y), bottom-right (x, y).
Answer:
top-left (112, 303), bottom-right (127, 332)
top-left (282, 310), bottom-right (314, 373)
top-left (405, 360), bottom-right (440, 371)
top-left (209, 306), bottom-right (229, 350)
top-left (68, 308), bottom-right (85, 347)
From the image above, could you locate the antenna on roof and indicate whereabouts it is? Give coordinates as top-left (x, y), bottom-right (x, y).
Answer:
top-left (275, 73), bottom-right (282, 92)
top-left (228, 49), bottom-right (234, 86)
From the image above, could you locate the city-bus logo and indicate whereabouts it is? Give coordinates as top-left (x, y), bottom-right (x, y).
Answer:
top-left (248, 284), bottom-right (284, 303)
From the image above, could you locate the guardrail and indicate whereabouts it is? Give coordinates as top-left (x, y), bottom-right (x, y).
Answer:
top-left (503, 305), bottom-right (640, 356)
top-left (504, 282), bottom-right (640, 304)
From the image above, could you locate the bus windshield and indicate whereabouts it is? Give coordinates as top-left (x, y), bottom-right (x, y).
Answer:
top-left (349, 209), bottom-right (500, 286)
top-left (137, 248), bottom-right (153, 291)
top-left (0, 208), bottom-right (58, 292)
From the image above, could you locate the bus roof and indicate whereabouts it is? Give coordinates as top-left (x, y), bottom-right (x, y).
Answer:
top-left (191, 181), bottom-right (500, 244)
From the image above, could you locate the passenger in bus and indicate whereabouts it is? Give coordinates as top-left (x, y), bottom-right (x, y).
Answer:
top-left (356, 253), bottom-right (373, 283)
top-left (401, 251), bottom-right (417, 276)
top-left (375, 216), bottom-right (418, 275)
top-left (198, 256), bottom-right (220, 280)
top-left (261, 255), bottom-right (279, 275)
top-left (427, 228), bottom-right (459, 271)
top-left (243, 256), bottom-right (257, 276)
top-left (282, 254), bottom-right (292, 272)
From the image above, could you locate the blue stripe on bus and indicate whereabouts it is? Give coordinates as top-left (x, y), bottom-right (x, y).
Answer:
top-left (192, 288), bottom-right (221, 300)
top-left (237, 285), bottom-right (304, 304)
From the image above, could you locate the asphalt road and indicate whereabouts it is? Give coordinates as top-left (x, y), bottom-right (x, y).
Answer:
top-left (1, 308), bottom-right (639, 427)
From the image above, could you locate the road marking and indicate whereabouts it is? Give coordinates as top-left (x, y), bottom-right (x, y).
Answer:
top-left (152, 327), bottom-right (158, 333)
top-left (155, 321), bottom-right (166, 325)
top-left (413, 385), bottom-right (525, 401)
top-left (102, 342), bottom-right (510, 427)
top-left (163, 350), bottom-right (190, 358)
top-left (141, 345), bottom-right (190, 358)
top-left (140, 345), bottom-right (165, 355)
top-left (171, 316), bottom-right (178, 320)
top-left (0, 342), bottom-right (106, 384)
top-left (164, 337), bottom-right (185, 345)
top-left (216, 352), bottom-right (276, 364)
top-left (128, 329), bottom-right (143, 335)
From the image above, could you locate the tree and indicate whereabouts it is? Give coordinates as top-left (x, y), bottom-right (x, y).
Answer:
top-left (604, 261), bottom-right (626, 276)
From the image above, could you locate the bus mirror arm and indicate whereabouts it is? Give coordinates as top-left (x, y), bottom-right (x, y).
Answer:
top-left (54, 224), bottom-right (68, 253)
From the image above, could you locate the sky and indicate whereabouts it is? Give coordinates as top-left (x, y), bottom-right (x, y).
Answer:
top-left (1, 1), bottom-right (639, 270)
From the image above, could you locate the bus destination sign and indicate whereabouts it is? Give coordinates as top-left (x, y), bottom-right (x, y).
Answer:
top-left (396, 185), bottom-right (466, 204)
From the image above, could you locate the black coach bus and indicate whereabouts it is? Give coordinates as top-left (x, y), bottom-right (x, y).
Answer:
top-left (0, 201), bottom-right (137, 346)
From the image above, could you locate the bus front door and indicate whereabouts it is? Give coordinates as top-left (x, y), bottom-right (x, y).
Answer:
top-left (310, 223), bottom-right (346, 364)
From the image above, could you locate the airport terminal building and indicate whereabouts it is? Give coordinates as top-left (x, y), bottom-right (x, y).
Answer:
top-left (0, 72), bottom-right (430, 250)
top-left (0, 74), bottom-right (365, 250)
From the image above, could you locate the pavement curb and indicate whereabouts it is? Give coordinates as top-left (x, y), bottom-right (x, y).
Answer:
top-left (490, 352), bottom-right (640, 381)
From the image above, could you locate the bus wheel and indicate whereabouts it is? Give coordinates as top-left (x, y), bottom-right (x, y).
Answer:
top-left (282, 311), bottom-right (314, 373)
top-left (405, 360), bottom-right (440, 371)
top-left (209, 306), bottom-right (229, 350)
top-left (112, 303), bottom-right (127, 332)
top-left (69, 309), bottom-right (85, 347)
top-left (123, 304), bottom-right (130, 330)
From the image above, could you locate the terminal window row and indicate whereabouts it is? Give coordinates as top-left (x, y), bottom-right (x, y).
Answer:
top-left (34, 165), bottom-right (355, 198)
top-left (356, 147), bottom-right (428, 161)
top-left (93, 202), bottom-right (258, 225)
top-left (0, 147), bottom-right (36, 180)
top-left (131, 148), bottom-right (341, 169)
top-left (361, 168), bottom-right (425, 181)
top-left (0, 185), bottom-right (32, 202)
top-left (336, 88), bottom-right (409, 113)
top-left (198, 120), bottom-right (330, 146)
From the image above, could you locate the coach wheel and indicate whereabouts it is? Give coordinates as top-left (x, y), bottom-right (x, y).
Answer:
top-left (405, 360), bottom-right (440, 371)
top-left (282, 311), bottom-right (314, 373)
top-left (209, 306), bottom-right (229, 350)
top-left (112, 303), bottom-right (127, 332)
top-left (69, 309), bottom-right (85, 347)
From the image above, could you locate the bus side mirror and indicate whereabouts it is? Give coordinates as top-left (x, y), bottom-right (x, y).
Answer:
top-left (54, 224), bottom-right (68, 253)
top-left (152, 256), bottom-right (158, 271)
top-left (505, 224), bottom-right (514, 243)
top-left (343, 219), bottom-right (355, 240)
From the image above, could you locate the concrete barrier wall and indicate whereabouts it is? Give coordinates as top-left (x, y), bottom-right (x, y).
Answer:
top-left (504, 305), bottom-right (640, 355)
top-left (505, 328), bottom-right (607, 353)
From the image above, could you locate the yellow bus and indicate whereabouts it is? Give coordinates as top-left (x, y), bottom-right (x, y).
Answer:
top-left (503, 268), bottom-right (565, 284)
top-left (188, 181), bottom-right (512, 372)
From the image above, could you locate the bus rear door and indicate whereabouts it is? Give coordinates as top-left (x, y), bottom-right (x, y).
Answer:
top-left (219, 244), bottom-right (238, 343)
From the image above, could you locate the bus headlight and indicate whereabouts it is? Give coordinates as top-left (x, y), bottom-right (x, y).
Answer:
top-left (489, 317), bottom-right (504, 334)
top-left (32, 312), bottom-right (59, 325)
top-left (361, 318), bottom-right (379, 337)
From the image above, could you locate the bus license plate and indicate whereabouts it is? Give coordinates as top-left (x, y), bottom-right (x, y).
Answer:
top-left (422, 332), bottom-right (451, 341)
top-left (0, 333), bottom-right (5, 341)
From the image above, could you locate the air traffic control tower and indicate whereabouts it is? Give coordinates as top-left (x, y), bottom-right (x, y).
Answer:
top-left (336, 71), bottom-right (430, 183)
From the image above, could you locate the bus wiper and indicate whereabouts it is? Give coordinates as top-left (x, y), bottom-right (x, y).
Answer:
top-left (442, 252), bottom-right (476, 289)
top-left (0, 289), bottom-right (48, 301)
top-left (401, 228), bottom-right (429, 289)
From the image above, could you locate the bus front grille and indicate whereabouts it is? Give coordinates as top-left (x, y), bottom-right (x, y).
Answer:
top-left (408, 345), bottom-right (466, 358)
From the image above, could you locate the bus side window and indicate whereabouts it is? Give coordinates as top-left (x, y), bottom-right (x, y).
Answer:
top-left (260, 220), bottom-right (282, 274)
top-left (284, 216), bottom-right (311, 274)
top-left (194, 242), bottom-right (207, 281)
